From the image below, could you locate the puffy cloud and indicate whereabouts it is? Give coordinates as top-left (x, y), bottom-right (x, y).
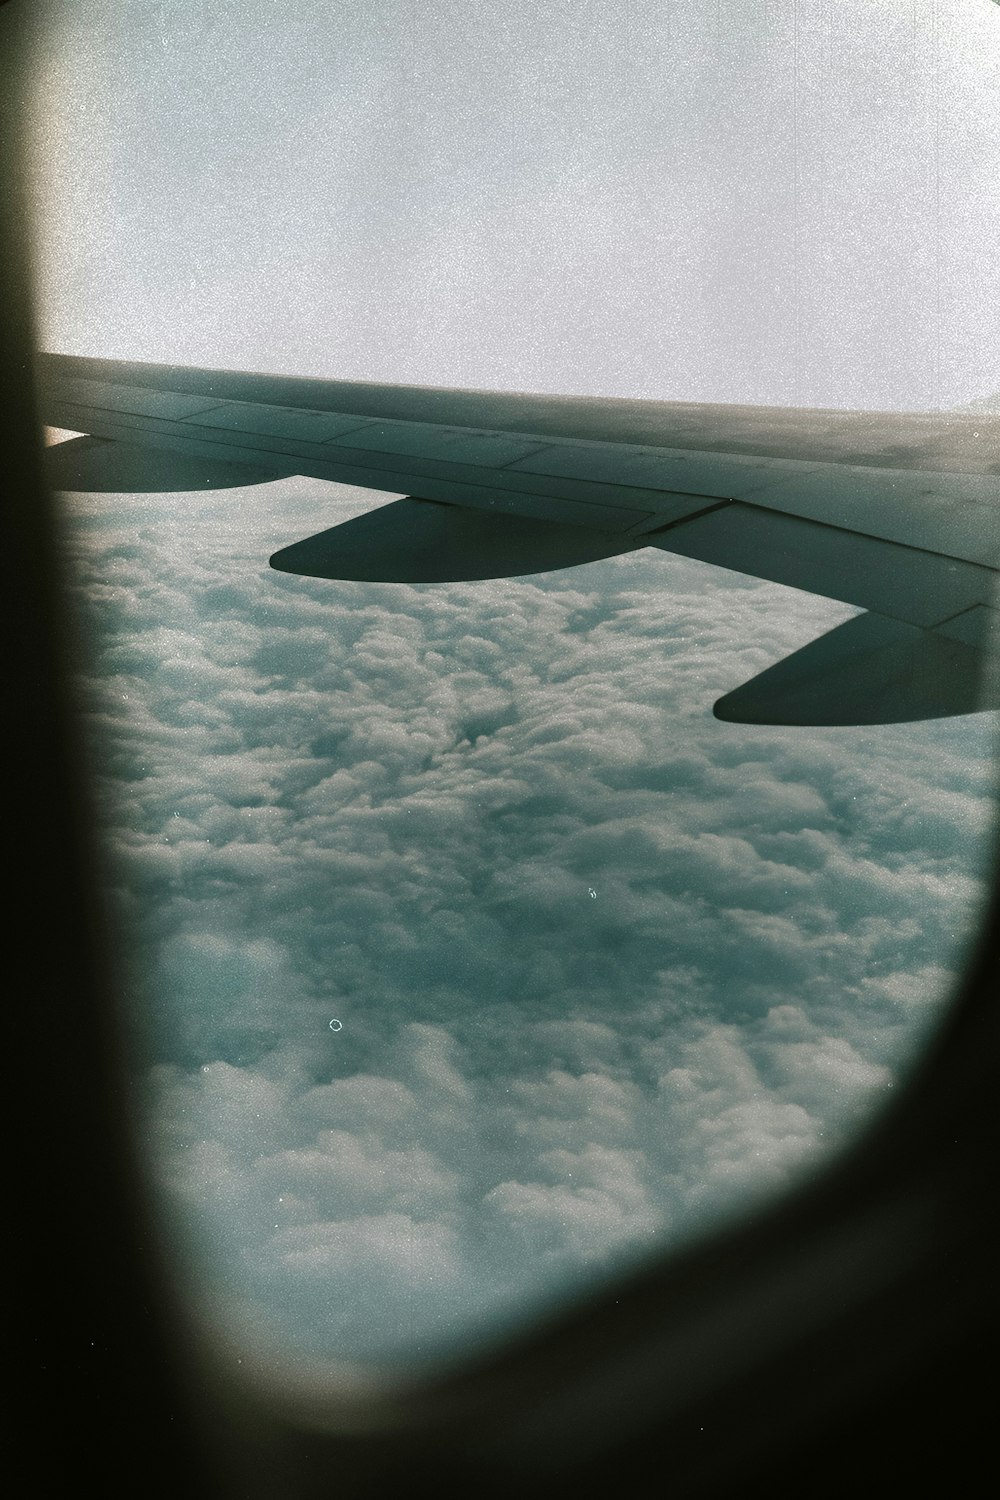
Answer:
top-left (60, 473), bottom-right (998, 1364)
top-left (485, 1144), bottom-right (660, 1264)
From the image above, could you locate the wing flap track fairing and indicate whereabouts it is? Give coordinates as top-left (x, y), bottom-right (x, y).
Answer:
top-left (714, 609), bottom-right (999, 725)
top-left (269, 496), bottom-right (641, 582)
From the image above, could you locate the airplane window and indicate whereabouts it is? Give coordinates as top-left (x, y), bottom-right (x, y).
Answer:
top-left (26, 1), bottom-right (1000, 1374)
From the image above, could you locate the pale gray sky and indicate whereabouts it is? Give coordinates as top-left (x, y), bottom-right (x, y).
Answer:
top-left (28, 0), bottom-right (1000, 407)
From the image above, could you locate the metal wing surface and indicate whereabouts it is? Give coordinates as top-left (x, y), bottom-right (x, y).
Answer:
top-left (37, 352), bottom-right (1000, 724)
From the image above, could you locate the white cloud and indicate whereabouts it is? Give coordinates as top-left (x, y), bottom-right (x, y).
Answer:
top-left (485, 1143), bottom-right (660, 1264)
top-left (60, 475), bottom-right (998, 1362)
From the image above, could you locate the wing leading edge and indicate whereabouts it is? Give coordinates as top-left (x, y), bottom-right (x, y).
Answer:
top-left (37, 352), bottom-right (1000, 724)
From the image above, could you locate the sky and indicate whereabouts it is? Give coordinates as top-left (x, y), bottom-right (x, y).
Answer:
top-left (24, 1), bottom-right (1000, 1372)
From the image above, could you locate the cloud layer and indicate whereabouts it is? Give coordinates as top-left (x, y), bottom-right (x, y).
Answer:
top-left (61, 472), bottom-right (997, 1365)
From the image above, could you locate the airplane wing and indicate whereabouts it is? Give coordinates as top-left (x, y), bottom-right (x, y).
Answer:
top-left (36, 352), bottom-right (1000, 725)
